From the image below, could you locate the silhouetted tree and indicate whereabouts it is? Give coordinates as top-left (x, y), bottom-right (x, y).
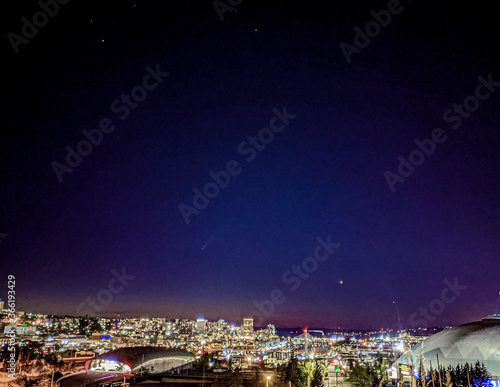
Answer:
top-left (431, 362), bottom-right (491, 387)
top-left (311, 366), bottom-right (324, 387)
top-left (347, 362), bottom-right (373, 387)
top-left (279, 354), bottom-right (301, 386)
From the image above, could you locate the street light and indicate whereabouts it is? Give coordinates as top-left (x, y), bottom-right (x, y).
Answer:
top-left (266, 375), bottom-right (271, 387)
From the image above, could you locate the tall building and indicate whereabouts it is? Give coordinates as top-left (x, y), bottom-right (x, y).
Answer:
top-left (177, 319), bottom-right (195, 334)
top-left (242, 318), bottom-right (254, 335)
top-left (0, 299), bottom-right (4, 311)
top-left (196, 318), bottom-right (207, 334)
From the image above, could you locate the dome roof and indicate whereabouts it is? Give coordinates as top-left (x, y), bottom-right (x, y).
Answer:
top-left (397, 316), bottom-right (500, 378)
top-left (97, 346), bottom-right (195, 369)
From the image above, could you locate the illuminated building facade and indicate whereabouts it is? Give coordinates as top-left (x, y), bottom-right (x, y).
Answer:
top-left (87, 347), bottom-right (195, 374)
top-left (242, 318), bottom-right (254, 336)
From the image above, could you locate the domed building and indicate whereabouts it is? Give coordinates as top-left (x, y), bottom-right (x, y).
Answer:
top-left (397, 316), bottom-right (500, 380)
top-left (87, 346), bottom-right (195, 374)
top-left (57, 347), bottom-right (195, 386)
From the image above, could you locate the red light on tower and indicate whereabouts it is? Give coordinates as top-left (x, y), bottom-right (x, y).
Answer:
top-left (303, 328), bottom-right (308, 333)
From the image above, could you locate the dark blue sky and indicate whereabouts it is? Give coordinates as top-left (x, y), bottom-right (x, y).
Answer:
top-left (2, 1), bottom-right (499, 329)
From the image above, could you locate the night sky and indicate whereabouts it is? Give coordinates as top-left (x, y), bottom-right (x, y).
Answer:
top-left (2, 1), bottom-right (500, 330)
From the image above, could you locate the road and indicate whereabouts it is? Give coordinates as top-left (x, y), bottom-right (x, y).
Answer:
top-left (325, 364), bottom-right (349, 387)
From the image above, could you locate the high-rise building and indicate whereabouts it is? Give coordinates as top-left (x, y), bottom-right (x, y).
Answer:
top-left (0, 299), bottom-right (4, 311)
top-left (242, 318), bottom-right (254, 335)
top-left (196, 318), bottom-right (207, 334)
top-left (177, 319), bottom-right (195, 334)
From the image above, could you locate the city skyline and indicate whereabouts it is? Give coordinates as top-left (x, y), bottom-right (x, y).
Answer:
top-left (1, 301), bottom-right (497, 332)
top-left (1, 307), bottom-right (450, 336)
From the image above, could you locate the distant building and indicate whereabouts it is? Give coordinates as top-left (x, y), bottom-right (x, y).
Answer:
top-left (196, 318), bottom-right (207, 334)
top-left (177, 319), bottom-right (194, 334)
top-left (57, 347), bottom-right (195, 386)
top-left (0, 299), bottom-right (4, 311)
top-left (3, 325), bottom-right (37, 336)
top-left (242, 318), bottom-right (254, 336)
top-left (55, 334), bottom-right (89, 346)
